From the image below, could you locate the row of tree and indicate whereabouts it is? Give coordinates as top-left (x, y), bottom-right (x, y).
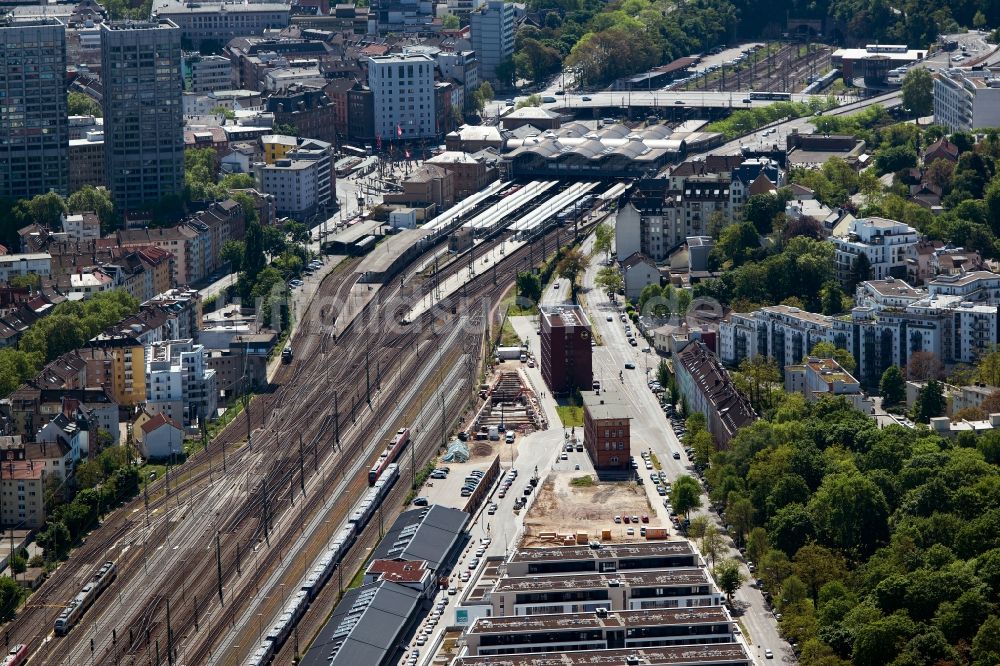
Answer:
top-left (696, 393), bottom-right (1000, 665)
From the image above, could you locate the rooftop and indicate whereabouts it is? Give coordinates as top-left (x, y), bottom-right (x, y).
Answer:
top-left (469, 607), bottom-right (731, 634)
top-left (862, 277), bottom-right (925, 298)
top-left (581, 387), bottom-right (631, 421)
top-left (370, 504), bottom-right (467, 572)
top-left (759, 304), bottom-right (832, 327)
top-left (540, 304), bottom-right (592, 330)
top-left (802, 357), bottom-right (858, 385)
top-left (493, 567), bottom-right (710, 593)
top-left (452, 643), bottom-right (751, 666)
top-left (508, 540), bottom-right (694, 564)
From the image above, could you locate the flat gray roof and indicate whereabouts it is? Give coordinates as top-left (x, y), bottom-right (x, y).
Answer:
top-left (452, 643), bottom-right (752, 666)
top-left (493, 567), bottom-right (710, 593)
top-left (469, 607), bottom-right (731, 634)
top-left (509, 540), bottom-right (695, 563)
top-left (581, 387), bottom-right (630, 420)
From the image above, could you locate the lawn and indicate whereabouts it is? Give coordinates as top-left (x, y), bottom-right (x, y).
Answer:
top-left (499, 317), bottom-right (522, 347)
top-left (556, 405), bottom-right (584, 428)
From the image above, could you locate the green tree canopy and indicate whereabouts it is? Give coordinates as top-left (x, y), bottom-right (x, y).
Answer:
top-left (901, 68), bottom-right (933, 118)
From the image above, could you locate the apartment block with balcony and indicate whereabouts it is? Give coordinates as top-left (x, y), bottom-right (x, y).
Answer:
top-left (719, 305), bottom-right (834, 368)
top-left (832, 217), bottom-right (919, 284)
top-left (145, 339), bottom-right (217, 426)
top-left (933, 67), bottom-right (1000, 132)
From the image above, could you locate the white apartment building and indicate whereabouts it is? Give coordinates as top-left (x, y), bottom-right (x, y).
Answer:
top-left (933, 67), bottom-right (1000, 132)
top-left (832, 217), bottom-right (919, 284)
top-left (152, 0), bottom-right (289, 50)
top-left (470, 0), bottom-right (514, 84)
top-left (367, 53), bottom-right (437, 141)
top-left (62, 212), bottom-right (101, 242)
top-left (145, 339), bottom-right (218, 426)
top-left (785, 357), bottom-right (871, 412)
top-left (719, 305), bottom-right (834, 369)
top-left (182, 53), bottom-right (235, 93)
top-left (254, 138), bottom-right (333, 217)
top-left (0, 253), bottom-right (51, 283)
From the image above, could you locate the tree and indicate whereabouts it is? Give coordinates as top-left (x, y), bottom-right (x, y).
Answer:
top-left (977, 346), bottom-right (1000, 386)
top-left (687, 514), bottom-right (711, 540)
top-left (22, 192), bottom-right (68, 229)
top-left (515, 94), bottom-right (542, 109)
top-left (700, 524), bottom-right (727, 570)
top-left (67, 186), bottom-right (115, 230)
top-left (495, 57), bottom-right (516, 89)
top-left (901, 68), bottom-right (933, 118)
top-left (688, 429), bottom-right (715, 469)
top-left (735, 355), bottom-right (781, 412)
top-left (68, 91), bottom-right (102, 117)
top-left (8, 274), bottom-right (40, 290)
top-left (272, 122), bottom-right (297, 136)
top-left (593, 223), bottom-right (614, 260)
top-left (716, 222), bottom-right (759, 266)
top-left (874, 145), bottom-right (918, 175)
top-left (744, 193), bottom-right (781, 235)
top-left (808, 472), bottom-right (889, 558)
top-left (875, 366), bottom-right (904, 408)
top-left (671, 474), bottom-right (702, 519)
top-left (242, 220), bottom-right (266, 286)
top-left (441, 12), bottom-right (459, 28)
top-left (209, 105), bottom-right (235, 120)
top-left (516, 271), bottom-right (542, 304)
top-left (808, 341), bottom-right (857, 373)
top-left (820, 281), bottom-right (847, 315)
top-left (556, 248), bottom-right (586, 300)
top-left (912, 379), bottom-right (946, 423)
top-left (594, 266), bottom-right (624, 295)
top-left (220, 240), bottom-right (245, 273)
top-left (793, 543), bottom-right (847, 603)
top-left (747, 527), bottom-right (769, 565)
top-left (768, 503), bottom-right (816, 556)
top-left (972, 615), bottom-right (1000, 666)
top-left (851, 253), bottom-right (872, 288)
top-left (0, 577), bottom-right (22, 622)
top-left (477, 81), bottom-right (494, 105)
top-left (726, 493), bottom-right (755, 548)
top-left (715, 559), bottom-right (747, 603)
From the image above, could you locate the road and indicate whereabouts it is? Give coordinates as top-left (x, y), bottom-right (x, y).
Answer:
top-left (532, 227), bottom-right (789, 665)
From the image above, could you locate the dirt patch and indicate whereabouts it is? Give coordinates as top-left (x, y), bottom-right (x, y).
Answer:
top-left (471, 442), bottom-right (496, 458)
top-left (522, 470), bottom-right (659, 546)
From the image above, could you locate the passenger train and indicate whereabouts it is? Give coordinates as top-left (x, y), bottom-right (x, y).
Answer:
top-left (243, 462), bottom-right (400, 665)
top-left (54, 561), bottom-right (117, 636)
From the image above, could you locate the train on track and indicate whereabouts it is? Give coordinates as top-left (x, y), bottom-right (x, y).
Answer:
top-left (244, 463), bottom-right (400, 666)
top-left (0, 644), bottom-right (28, 666)
top-left (368, 427), bottom-right (410, 485)
top-left (748, 91), bottom-right (792, 101)
top-left (54, 561), bottom-right (117, 636)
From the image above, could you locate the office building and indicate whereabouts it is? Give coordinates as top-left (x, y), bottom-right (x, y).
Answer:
top-left (0, 17), bottom-right (69, 198)
top-left (152, 0), bottom-right (290, 49)
top-left (505, 541), bottom-right (699, 578)
top-left (182, 53), bottom-right (235, 92)
top-left (581, 387), bottom-right (631, 471)
top-left (101, 20), bottom-right (184, 213)
top-left (470, 0), bottom-right (514, 85)
top-left (68, 132), bottom-right (106, 192)
top-left (933, 67), bottom-right (1000, 132)
top-left (539, 305), bottom-right (593, 395)
top-left (367, 53), bottom-right (437, 141)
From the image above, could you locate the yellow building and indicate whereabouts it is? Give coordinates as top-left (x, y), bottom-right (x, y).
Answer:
top-left (261, 134), bottom-right (298, 164)
top-left (82, 335), bottom-right (147, 407)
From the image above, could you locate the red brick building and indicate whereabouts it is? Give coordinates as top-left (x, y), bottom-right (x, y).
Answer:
top-left (582, 388), bottom-right (631, 471)
top-left (540, 305), bottom-right (593, 395)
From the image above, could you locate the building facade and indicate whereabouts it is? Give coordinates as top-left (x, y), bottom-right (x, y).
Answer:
top-left (675, 340), bottom-right (756, 445)
top-left (182, 53), bottom-right (235, 92)
top-left (101, 20), bottom-right (184, 212)
top-left (145, 339), bottom-right (218, 426)
top-left (582, 389), bottom-right (630, 471)
top-left (540, 305), bottom-right (593, 395)
top-left (470, 0), bottom-right (514, 85)
top-left (933, 67), bottom-right (1000, 132)
top-left (832, 217), bottom-right (919, 284)
top-left (718, 305), bottom-right (834, 369)
top-left (367, 54), bottom-right (437, 141)
top-left (153, 0), bottom-right (290, 49)
top-left (0, 17), bottom-right (69, 198)
top-left (255, 138), bottom-right (334, 217)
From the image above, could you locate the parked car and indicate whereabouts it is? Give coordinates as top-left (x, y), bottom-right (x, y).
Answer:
top-left (413, 497), bottom-right (429, 506)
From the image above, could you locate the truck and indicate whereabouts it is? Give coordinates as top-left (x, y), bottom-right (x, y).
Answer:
top-left (488, 425), bottom-right (500, 441)
top-left (495, 346), bottom-right (524, 361)
top-left (644, 528), bottom-right (670, 540)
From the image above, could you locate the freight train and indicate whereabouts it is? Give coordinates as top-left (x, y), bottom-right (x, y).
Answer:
top-left (244, 463), bottom-right (399, 666)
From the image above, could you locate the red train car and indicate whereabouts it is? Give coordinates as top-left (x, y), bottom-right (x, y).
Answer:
top-left (368, 428), bottom-right (410, 485)
top-left (1, 644), bottom-right (28, 666)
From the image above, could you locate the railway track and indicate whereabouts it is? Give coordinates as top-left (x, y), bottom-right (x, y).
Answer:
top-left (18, 211), bottom-right (591, 666)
